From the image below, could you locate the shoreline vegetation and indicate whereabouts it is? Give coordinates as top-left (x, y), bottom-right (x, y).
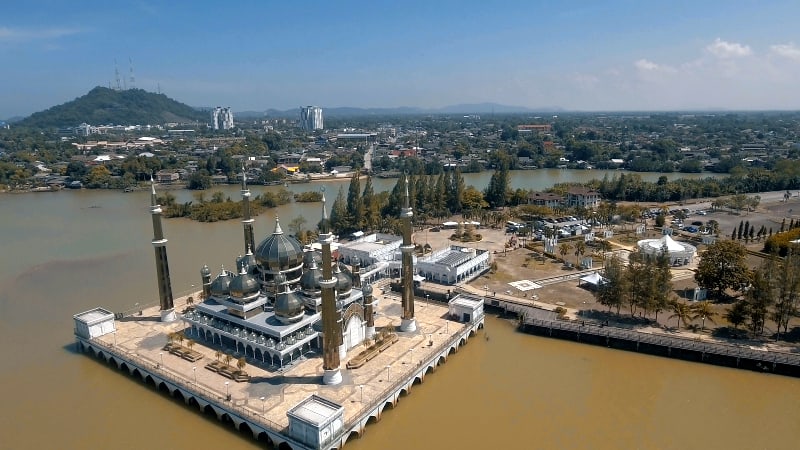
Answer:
top-left (146, 161), bottom-right (800, 228)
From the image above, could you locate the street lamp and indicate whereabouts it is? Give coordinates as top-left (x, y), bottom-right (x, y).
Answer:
top-left (359, 385), bottom-right (364, 403)
top-left (385, 365), bottom-right (391, 381)
top-left (425, 294), bottom-right (430, 307)
top-left (159, 352), bottom-right (164, 367)
top-left (260, 396), bottom-right (266, 414)
top-left (408, 348), bottom-right (414, 365)
top-left (192, 366), bottom-right (197, 384)
top-left (225, 381), bottom-right (230, 401)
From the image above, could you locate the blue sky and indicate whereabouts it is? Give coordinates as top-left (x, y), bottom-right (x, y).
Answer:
top-left (2, 0), bottom-right (800, 118)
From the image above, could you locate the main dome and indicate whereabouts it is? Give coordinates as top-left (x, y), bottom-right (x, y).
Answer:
top-left (255, 217), bottom-right (304, 271)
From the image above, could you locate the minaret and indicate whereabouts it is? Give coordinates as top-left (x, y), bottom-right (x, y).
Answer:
top-left (318, 187), bottom-right (342, 385)
top-left (363, 284), bottom-right (375, 339)
top-left (200, 264), bottom-right (212, 300)
top-left (150, 179), bottom-right (177, 322)
top-left (351, 256), bottom-right (361, 289)
top-left (399, 174), bottom-right (417, 332)
top-left (240, 165), bottom-right (255, 254)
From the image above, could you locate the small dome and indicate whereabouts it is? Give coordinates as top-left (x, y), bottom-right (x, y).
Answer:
top-left (274, 289), bottom-right (305, 324)
top-left (209, 269), bottom-right (232, 297)
top-left (334, 263), bottom-right (352, 294)
top-left (300, 258), bottom-right (322, 292)
top-left (303, 250), bottom-right (322, 268)
top-left (229, 272), bottom-right (260, 298)
top-left (255, 217), bottom-right (304, 272)
top-left (362, 284), bottom-right (373, 295)
top-left (200, 264), bottom-right (211, 277)
top-left (237, 251), bottom-right (258, 274)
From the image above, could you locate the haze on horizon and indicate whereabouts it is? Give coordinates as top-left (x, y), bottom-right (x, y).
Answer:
top-left (2, 0), bottom-right (800, 119)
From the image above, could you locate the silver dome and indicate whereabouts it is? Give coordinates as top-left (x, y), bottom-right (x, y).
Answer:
top-left (254, 218), bottom-right (304, 272)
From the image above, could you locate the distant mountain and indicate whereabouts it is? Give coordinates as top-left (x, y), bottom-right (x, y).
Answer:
top-left (18, 87), bottom-right (207, 128)
top-left (237, 103), bottom-right (563, 119)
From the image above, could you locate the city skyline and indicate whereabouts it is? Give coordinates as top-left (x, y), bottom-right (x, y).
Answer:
top-left (2, 0), bottom-right (800, 118)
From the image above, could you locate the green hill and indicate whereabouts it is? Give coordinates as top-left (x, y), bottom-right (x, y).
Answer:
top-left (18, 87), bottom-right (207, 128)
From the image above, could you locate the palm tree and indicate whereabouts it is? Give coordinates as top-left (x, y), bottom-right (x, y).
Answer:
top-left (559, 242), bottom-right (572, 265)
top-left (668, 300), bottom-right (693, 330)
top-left (574, 241), bottom-right (586, 268)
top-left (236, 357), bottom-right (247, 374)
top-left (214, 349), bottom-right (222, 361)
top-left (223, 353), bottom-right (233, 368)
top-left (691, 301), bottom-right (717, 332)
top-left (166, 332), bottom-right (177, 348)
top-left (185, 339), bottom-right (195, 351)
top-left (176, 332), bottom-right (185, 348)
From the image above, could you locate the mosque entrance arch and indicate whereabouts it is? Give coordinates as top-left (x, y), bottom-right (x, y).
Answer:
top-left (344, 315), bottom-right (365, 353)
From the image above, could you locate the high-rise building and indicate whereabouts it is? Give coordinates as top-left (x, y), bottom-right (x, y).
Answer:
top-left (299, 106), bottom-right (323, 130)
top-left (211, 107), bottom-right (235, 130)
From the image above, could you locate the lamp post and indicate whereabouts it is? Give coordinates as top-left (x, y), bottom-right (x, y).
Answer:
top-left (112, 331), bottom-right (117, 346)
top-left (192, 366), bottom-right (197, 384)
top-left (159, 352), bottom-right (164, 367)
top-left (408, 348), bottom-right (414, 365)
top-left (260, 396), bottom-right (266, 414)
top-left (385, 365), bottom-right (391, 381)
top-left (225, 381), bottom-right (230, 401)
top-left (425, 294), bottom-right (430, 307)
top-left (359, 385), bottom-right (364, 403)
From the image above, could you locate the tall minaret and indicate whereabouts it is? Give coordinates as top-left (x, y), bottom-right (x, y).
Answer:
top-left (363, 284), bottom-right (375, 339)
top-left (318, 187), bottom-right (342, 385)
top-left (240, 164), bottom-right (255, 254)
top-left (399, 174), bottom-right (417, 332)
top-left (150, 179), bottom-right (177, 322)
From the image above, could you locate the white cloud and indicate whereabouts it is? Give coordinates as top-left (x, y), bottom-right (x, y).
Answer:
top-left (706, 38), bottom-right (752, 58)
top-left (0, 26), bottom-right (84, 42)
top-left (634, 59), bottom-right (676, 73)
top-left (770, 43), bottom-right (800, 61)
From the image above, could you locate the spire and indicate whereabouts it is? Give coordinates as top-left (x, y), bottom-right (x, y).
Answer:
top-left (320, 186), bottom-right (329, 234)
top-left (403, 173), bottom-right (410, 209)
top-left (274, 216), bottom-right (283, 234)
top-left (150, 175), bottom-right (158, 207)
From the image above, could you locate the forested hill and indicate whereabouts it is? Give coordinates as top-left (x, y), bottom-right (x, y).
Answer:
top-left (18, 87), bottom-right (207, 128)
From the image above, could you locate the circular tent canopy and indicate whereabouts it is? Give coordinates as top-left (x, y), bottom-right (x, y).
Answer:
top-left (637, 234), bottom-right (696, 265)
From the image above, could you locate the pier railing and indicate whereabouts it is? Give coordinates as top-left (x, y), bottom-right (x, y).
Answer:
top-left (86, 337), bottom-right (288, 433)
top-left (522, 317), bottom-right (800, 366)
top-left (341, 320), bottom-right (471, 432)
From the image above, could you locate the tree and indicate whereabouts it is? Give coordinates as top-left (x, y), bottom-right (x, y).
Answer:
top-left (767, 249), bottom-right (800, 338)
top-left (691, 301), bottom-right (716, 332)
top-left (223, 353), bottom-right (233, 367)
top-left (236, 357), bottom-right (247, 374)
top-left (329, 186), bottom-right (351, 234)
top-left (744, 264), bottom-right (773, 336)
top-left (558, 242), bottom-right (572, 265)
top-left (186, 339), bottom-right (195, 351)
top-left (694, 240), bottom-right (749, 299)
top-left (574, 241), bottom-right (586, 267)
top-left (288, 216), bottom-right (307, 237)
top-left (346, 172), bottom-right (364, 229)
top-left (214, 349), bottom-right (222, 361)
top-left (461, 186), bottom-right (488, 211)
top-left (725, 300), bottom-right (749, 331)
top-left (668, 300), bottom-right (693, 329)
top-left (484, 159), bottom-right (510, 208)
top-left (597, 255), bottom-right (627, 314)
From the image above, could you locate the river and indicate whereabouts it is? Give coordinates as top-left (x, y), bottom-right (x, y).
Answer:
top-left (2, 170), bottom-right (797, 450)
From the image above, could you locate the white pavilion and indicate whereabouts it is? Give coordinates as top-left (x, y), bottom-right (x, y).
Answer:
top-left (637, 234), bottom-right (696, 266)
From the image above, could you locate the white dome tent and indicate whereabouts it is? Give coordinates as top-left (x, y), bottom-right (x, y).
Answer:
top-left (637, 234), bottom-right (696, 266)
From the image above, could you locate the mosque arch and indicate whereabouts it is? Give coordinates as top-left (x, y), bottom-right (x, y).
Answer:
top-left (238, 422), bottom-right (253, 436)
top-left (345, 430), bottom-right (361, 442)
top-left (277, 441), bottom-right (293, 450)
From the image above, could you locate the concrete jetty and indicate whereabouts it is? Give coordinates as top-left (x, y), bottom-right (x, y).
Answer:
top-left (74, 292), bottom-right (484, 450)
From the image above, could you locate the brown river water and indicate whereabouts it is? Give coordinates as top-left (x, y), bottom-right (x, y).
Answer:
top-left (1, 171), bottom-right (796, 450)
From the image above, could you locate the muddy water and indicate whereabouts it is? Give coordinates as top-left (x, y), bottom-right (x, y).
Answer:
top-left (1, 181), bottom-right (796, 450)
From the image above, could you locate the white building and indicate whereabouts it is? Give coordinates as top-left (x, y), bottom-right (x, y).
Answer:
top-left (211, 107), bottom-right (234, 130)
top-left (416, 245), bottom-right (490, 285)
top-left (300, 106), bottom-right (323, 131)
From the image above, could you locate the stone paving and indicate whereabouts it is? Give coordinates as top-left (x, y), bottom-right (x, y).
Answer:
top-left (97, 290), bottom-right (469, 430)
